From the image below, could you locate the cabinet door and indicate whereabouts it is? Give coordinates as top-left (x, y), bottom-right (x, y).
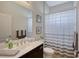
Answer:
top-left (20, 44), bottom-right (43, 58)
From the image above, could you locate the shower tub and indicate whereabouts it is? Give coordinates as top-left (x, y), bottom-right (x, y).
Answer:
top-left (44, 38), bottom-right (75, 58)
top-left (43, 47), bottom-right (55, 58)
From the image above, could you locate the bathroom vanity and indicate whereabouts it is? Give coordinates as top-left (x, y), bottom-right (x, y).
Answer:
top-left (0, 40), bottom-right (43, 58)
top-left (20, 44), bottom-right (43, 58)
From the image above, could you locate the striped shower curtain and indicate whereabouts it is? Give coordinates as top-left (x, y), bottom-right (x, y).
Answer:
top-left (44, 9), bottom-right (76, 57)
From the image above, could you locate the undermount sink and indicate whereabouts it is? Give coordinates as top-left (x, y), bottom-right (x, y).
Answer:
top-left (0, 42), bottom-right (19, 56)
top-left (0, 49), bottom-right (19, 56)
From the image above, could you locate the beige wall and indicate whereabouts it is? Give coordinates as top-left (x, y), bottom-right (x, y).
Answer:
top-left (76, 2), bottom-right (79, 51)
top-left (32, 1), bottom-right (44, 40)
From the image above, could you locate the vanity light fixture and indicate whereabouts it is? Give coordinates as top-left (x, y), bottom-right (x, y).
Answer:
top-left (15, 1), bottom-right (32, 9)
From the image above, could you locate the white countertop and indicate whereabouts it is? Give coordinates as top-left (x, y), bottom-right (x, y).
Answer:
top-left (0, 40), bottom-right (43, 58)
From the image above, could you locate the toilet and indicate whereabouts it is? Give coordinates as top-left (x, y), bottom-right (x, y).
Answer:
top-left (44, 47), bottom-right (55, 58)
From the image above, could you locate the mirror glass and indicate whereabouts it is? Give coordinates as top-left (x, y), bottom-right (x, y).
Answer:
top-left (0, 1), bottom-right (32, 42)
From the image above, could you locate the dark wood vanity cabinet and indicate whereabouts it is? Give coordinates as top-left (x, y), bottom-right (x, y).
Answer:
top-left (20, 44), bottom-right (43, 58)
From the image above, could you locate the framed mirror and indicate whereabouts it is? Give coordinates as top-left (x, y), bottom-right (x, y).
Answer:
top-left (36, 15), bottom-right (41, 23)
top-left (36, 26), bottom-right (41, 34)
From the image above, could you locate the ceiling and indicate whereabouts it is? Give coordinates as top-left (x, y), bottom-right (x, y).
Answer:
top-left (46, 1), bottom-right (68, 7)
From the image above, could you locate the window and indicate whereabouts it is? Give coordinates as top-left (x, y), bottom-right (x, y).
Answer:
top-left (27, 17), bottom-right (32, 37)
